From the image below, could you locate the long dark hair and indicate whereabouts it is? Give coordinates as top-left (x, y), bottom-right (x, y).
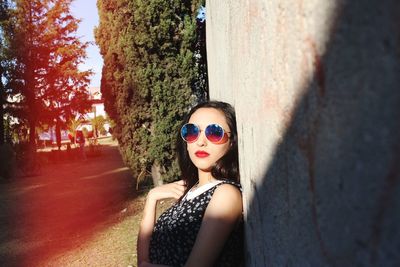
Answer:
top-left (176, 101), bottom-right (240, 192)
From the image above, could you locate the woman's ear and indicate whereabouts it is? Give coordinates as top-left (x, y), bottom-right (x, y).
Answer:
top-left (230, 140), bottom-right (234, 147)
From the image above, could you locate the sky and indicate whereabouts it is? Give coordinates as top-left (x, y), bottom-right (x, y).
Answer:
top-left (70, 0), bottom-right (102, 88)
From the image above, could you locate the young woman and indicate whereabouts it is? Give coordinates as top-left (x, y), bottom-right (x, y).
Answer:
top-left (137, 101), bottom-right (243, 267)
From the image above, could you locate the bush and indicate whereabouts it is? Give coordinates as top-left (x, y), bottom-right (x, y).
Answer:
top-left (0, 143), bottom-right (16, 180)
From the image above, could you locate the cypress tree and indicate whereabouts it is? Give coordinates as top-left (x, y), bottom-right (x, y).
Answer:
top-left (96, 0), bottom-right (205, 184)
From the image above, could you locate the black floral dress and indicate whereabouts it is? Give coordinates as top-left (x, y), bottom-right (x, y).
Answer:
top-left (149, 180), bottom-right (244, 267)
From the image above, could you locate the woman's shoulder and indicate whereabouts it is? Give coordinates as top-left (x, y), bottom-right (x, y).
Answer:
top-left (211, 179), bottom-right (242, 203)
top-left (206, 180), bottom-right (243, 219)
top-left (215, 179), bottom-right (242, 192)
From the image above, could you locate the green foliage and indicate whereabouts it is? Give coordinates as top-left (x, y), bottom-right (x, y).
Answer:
top-left (0, 0), bottom-right (15, 145)
top-left (67, 117), bottom-right (81, 141)
top-left (95, 0), bottom-right (205, 183)
top-left (91, 115), bottom-right (107, 137)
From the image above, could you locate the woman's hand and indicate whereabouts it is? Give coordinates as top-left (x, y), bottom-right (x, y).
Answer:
top-left (147, 180), bottom-right (186, 203)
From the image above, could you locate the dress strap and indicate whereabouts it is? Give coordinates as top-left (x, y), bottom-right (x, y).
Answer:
top-left (185, 180), bottom-right (223, 200)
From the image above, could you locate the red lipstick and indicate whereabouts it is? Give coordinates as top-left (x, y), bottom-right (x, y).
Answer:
top-left (195, 150), bottom-right (210, 158)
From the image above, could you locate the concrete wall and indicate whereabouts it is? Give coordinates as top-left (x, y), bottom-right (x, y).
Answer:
top-left (206, 0), bottom-right (400, 266)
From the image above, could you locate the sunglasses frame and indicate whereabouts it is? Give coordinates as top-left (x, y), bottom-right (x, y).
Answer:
top-left (180, 123), bottom-right (230, 144)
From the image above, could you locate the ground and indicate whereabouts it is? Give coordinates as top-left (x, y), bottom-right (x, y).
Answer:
top-left (0, 137), bottom-right (153, 267)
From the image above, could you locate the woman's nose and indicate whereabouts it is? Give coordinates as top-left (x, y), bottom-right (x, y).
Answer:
top-left (196, 131), bottom-right (207, 146)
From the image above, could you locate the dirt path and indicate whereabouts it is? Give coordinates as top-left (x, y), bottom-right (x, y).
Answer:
top-left (0, 138), bottom-right (145, 267)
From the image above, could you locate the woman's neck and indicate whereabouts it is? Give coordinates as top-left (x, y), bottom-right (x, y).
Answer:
top-left (197, 170), bottom-right (217, 186)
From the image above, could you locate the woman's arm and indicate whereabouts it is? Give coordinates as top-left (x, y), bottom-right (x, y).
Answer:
top-left (184, 184), bottom-right (243, 267)
top-left (137, 195), bottom-right (157, 265)
top-left (137, 180), bottom-right (186, 267)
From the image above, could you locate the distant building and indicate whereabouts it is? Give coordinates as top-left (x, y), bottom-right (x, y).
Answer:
top-left (76, 87), bottom-right (111, 135)
top-left (38, 87), bottom-right (111, 143)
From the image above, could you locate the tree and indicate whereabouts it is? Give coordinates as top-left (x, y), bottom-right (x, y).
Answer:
top-left (0, 0), bottom-right (15, 145)
top-left (40, 0), bottom-right (92, 150)
top-left (67, 117), bottom-right (81, 144)
top-left (9, 0), bottom-right (91, 149)
top-left (95, 0), bottom-right (151, 181)
top-left (95, 0), bottom-right (205, 184)
top-left (91, 115), bottom-right (106, 137)
top-left (0, 1), bottom-right (8, 145)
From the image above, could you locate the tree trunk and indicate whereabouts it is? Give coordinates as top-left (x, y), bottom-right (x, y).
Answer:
top-left (0, 97), bottom-right (4, 145)
top-left (27, 62), bottom-right (36, 150)
top-left (55, 118), bottom-right (61, 150)
top-left (0, 69), bottom-right (4, 145)
top-left (29, 119), bottom-right (36, 150)
top-left (151, 162), bottom-right (163, 186)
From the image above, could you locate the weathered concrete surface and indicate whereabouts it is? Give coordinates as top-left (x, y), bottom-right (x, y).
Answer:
top-left (207, 0), bottom-right (400, 266)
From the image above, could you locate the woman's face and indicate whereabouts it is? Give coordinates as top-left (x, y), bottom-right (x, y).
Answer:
top-left (186, 108), bottom-right (231, 172)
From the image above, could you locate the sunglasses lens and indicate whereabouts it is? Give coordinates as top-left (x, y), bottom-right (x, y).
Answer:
top-left (181, 124), bottom-right (199, 142)
top-left (205, 124), bottom-right (224, 143)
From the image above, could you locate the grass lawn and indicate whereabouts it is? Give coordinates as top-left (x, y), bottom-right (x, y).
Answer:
top-left (0, 137), bottom-right (173, 267)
